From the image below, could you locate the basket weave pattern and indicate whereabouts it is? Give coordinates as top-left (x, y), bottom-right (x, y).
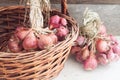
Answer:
top-left (0, 3), bottom-right (78, 80)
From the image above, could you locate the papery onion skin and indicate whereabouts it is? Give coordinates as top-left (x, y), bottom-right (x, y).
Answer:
top-left (84, 52), bottom-right (98, 70)
top-left (96, 39), bottom-right (109, 53)
top-left (76, 52), bottom-right (83, 63)
top-left (22, 31), bottom-right (38, 50)
top-left (112, 45), bottom-right (120, 56)
top-left (49, 15), bottom-right (61, 29)
top-left (97, 53), bottom-right (109, 65)
top-left (8, 35), bottom-right (22, 53)
top-left (48, 33), bottom-right (58, 44)
top-left (107, 49), bottom-right (115, 61)
top-left (75, 36), bottom-right (85, 46)
top-left (60, 18), bottom-right (67, 26)
top-left (56, 26), bottom-right (69, 38)
top-left (16, 27), bottom-right (31, 40)
top-left (99, 25), bottom-right (107, 35)
top-left (81, 46), bottom-right (90, 60)
top-left (38, 34), bottom-right (54, 49)
top-left (71, 46), bottom-right (81, 54)
top-left (109, 35), bottom-right (118, 45)
top-left (16, 26), bottom-right (25, 32)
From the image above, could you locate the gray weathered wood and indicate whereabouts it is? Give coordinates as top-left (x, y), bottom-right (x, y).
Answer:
top-left (52, 4), bottom-right (120, 35)
top-left (0, 0), bottom-right (120, 4)
top-left (0, 0), bottom-right (19, 6)
top-left (0, 1), bottom-right (120, 35)
top-left (51, 0), bottom-right (120, 4)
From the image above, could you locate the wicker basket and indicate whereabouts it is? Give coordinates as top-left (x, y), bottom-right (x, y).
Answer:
top-left (0, 0), bottom-right (78, 80)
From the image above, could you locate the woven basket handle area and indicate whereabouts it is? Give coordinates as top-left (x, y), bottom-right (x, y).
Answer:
top-left (61, 0), bottom-right (69, 15)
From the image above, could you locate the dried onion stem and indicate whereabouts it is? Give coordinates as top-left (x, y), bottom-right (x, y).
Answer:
top-left (80, 8), bottom-right (102, 39)
top-left (29, 0), bottom-right (51, 33)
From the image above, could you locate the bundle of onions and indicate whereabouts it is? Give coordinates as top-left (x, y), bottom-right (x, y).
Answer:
top-left (71, 9), bottom-right (120, 71)
top-left (8, 0), bottom-right (69, 52)
top-left (0, 0), bottom-right (79, 79)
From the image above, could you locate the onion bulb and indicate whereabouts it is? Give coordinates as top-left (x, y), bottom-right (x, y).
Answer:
top-left (112, 45), bottom-right (120, 56)
top-left (16, 26), bottom-right (25, 32)
top-left (48, 33), bottom-right (58, 44)
top-left (83, 51), bottom-right (98, 70)
top-left (107, 49), bottom-right (115, 61)
top-left (49, 15), bottom-right (61, 29)
top-left (38, 34), bottom-right (54, 49)
top-left (76, 51), bottom-right (83, 63)
top-left (81, 46), bottom-right (90, 60)
top-left (71, 46), bottom-right (81, 54)
top-left (96, 39), bottom-right (109, 52)
top-left (16, 27), bottom-right (31, 40)
top-left (22, 31), bottom-right (38, 50)
top-left (8, 35), bottom-right (22, 53)
top-left (108, 34), bottom-right (118, 45)
top-left (60, 18), bottom-right (67, 26)
top-left (75, 36), bottom-right (85, 46)
top-left (56, 26), bottom-right (69, 38)
top-left (97, 53), bottom-right (108, 65)
top-left (99, 25), bottom-right (106, 35)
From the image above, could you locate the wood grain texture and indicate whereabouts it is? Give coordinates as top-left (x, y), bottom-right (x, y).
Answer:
top-left (52, 4), bottom-right (120, 35)
top-left (51, 0), bottom-right (120, 4)
top-left (0, 0), bottom-right (19, 6)
top-left (0, 0), bottom-right (120, 35)
top-left (0, 0), bottom-right (120, 4)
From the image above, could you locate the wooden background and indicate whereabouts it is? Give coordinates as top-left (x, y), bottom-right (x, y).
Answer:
top-left (51, 0), bottom-right (120, 4)
top-left (0, 0), bottom-right (120, 35)
top-left (0, 0), bottom-right (120, 4)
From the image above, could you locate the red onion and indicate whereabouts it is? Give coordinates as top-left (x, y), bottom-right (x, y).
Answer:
top-left (96, 39), bottom-right (109, 53)
top-left (114, 54), bottom-right (120, 61)
top-left (16, 27), bottom-right (31, 40)
top-left (38, 34), bottom-right (54, 49)
top-left (81, 46), bottom-right (90, 60)
top-left (71, 46), bottom-right (81, 54)
top-left (48, 33), bottom-right (58, 44)
top-left (112, 45), bottom-right (120, 56)
top-left (56, 26), bottom-right (69, 38)
top-left (76, 52), bottom-right (83, 63)
top-left (99, 24), bottom-right (107, 35)
top-left (22, 31), bottom-right (38, 50)
top-left (109, 35), bottom-right (118, 45)
top-left (75, 36), bottom-right (85, 46)
top-left (107, 49), bottom-right (115, 62)
top-left (49, 15), bottom-right (61, 29)
top-left (8, 35), bottom-right (22, 53)
top-left (16, 26), bottom-right (25, 32)
top-left (83, 51), bottom-right (98, 70)
top-left (60, 18), bottom-right (67, 26)
top-left (97, 53), bottom-right (108, 65)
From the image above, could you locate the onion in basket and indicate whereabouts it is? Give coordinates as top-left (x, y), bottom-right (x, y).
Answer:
top-left (8, 34), bottom-right (22, 53)
top-left (22, 31), bottom-right (38, 50)
top-left (16, 27), bottom-right (32, 40)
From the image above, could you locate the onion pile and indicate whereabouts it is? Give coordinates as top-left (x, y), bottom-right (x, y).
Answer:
top-left (8, 15), bottom-right (69, 53)
top-left (71, 9), bottom-right (120, 70)
top-left (49, 15), bottom-right (69, 41)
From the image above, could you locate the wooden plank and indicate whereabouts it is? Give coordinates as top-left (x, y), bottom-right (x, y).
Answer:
top-left (0, 0), bottom-right (19, 6)
top-left (52, 4), bottom-right (120, 35)
top-left (51, 0), bottom-right (120, 4)
top-left (0, 0), bottom-right (120, 5)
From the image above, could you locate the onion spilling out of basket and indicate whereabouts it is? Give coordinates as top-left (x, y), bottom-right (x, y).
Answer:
top-left (71, 9), bottom-right (120, 71)
top-left (8, 15), bottom-right (69, 53)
